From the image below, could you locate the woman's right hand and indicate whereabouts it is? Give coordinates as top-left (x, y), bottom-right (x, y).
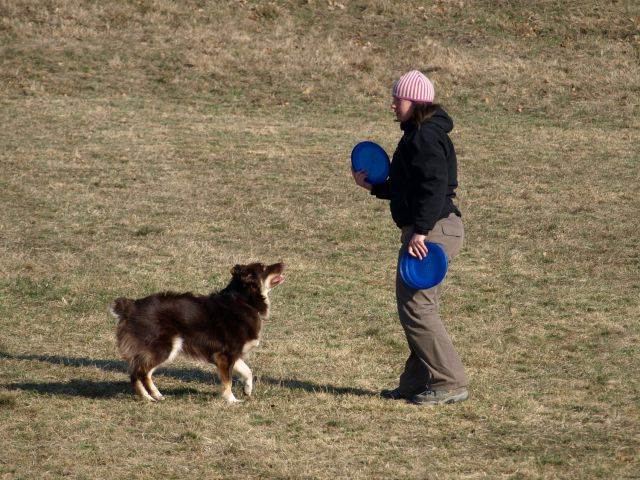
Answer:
top-left (351, 168), bottom-right (372, 191)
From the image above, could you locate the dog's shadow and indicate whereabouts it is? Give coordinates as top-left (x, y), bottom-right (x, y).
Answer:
top-left (0, 351), bottom-right (376, 400)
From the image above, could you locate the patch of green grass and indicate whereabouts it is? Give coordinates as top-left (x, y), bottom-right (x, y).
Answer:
top-left (133, 225), bottom-right (164, 237)
top-left (2, 276), bottom-right (71, 302)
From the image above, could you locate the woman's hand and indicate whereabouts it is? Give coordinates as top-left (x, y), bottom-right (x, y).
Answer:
top-left (351, 168), bottom-right (372, 191)
top-left (408, 233), bottom-right (428, 259)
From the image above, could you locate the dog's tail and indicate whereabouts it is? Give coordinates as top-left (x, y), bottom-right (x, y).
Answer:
top-left (109, 297), bottom-right (134, 322)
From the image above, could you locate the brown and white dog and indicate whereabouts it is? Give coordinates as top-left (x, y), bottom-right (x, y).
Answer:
top-left (109, 262), bottom-right (284, 403)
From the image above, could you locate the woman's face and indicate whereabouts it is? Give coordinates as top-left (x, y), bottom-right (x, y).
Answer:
top-left (391, 97), bottom-right (414, 123)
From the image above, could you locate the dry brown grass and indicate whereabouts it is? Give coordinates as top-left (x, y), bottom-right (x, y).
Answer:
top-left (1, 1), bottom-right (639, 479)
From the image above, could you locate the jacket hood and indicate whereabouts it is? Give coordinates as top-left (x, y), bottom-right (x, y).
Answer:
top-left (429, 107), bottom-right (454, 133)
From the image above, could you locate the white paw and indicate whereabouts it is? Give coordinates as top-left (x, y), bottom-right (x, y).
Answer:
top-left (243, 382), bottom-right (253, 396)
top-left (223, 393), bottom-right (241, 404)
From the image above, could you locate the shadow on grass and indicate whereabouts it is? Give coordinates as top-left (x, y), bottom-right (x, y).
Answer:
top-left (0, 351), bottom-right (376, 399)
top-left (3, 380), bottom-right (201, 399)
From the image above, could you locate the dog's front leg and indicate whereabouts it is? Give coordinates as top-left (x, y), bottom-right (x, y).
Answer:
top-left (214, 353), bottom-right (239, 403)
top-left (233, 358), bottom-right (253, 396)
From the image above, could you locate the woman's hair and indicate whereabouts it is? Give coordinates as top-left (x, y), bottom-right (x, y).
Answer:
top-left (412, 103), bottom-right (440, 128)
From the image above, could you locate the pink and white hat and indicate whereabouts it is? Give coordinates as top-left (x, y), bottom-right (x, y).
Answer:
top-left (392, 70), bottom-right (435, 103)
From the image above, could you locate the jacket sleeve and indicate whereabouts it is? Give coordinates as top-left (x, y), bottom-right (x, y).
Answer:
top-left (370, 180), bottom-right (391, 200)
top-left (407, 130), bottom-right (448, 234)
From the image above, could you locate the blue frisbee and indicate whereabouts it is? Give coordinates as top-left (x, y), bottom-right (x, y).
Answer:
top-left (351, 141), bottom-right (390, 185)
top-left (399, 242), bottom-right (448, 290)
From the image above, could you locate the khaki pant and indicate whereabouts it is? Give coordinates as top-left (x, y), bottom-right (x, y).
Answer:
top-left (395, 213), bottom-right (468, 394)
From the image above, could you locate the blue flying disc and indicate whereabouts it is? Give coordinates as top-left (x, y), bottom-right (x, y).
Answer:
top-left (399, 242), bottom-right (448, 290)
top-left (351, 141), bottom-right (390, 185)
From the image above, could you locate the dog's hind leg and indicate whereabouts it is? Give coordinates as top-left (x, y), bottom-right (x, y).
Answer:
top-left (214, 353), bottom-right (238, 403)
top-left (233, 359), bottom-right (253, 396)
top-left (128, 355), bottom-right (158, 402)
top-left (130, 370), bottom-right (157, 402)
top-left (143, 368), bottom-right (165, 401)
top-left (141, 338), bottom-right (183, 401)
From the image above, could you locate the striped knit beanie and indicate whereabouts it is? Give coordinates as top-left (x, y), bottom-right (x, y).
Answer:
top-left (392, 70), bottom-right (435, 103)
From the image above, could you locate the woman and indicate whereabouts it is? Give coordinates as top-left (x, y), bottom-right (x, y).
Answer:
top-left (352, 70), bottom-right (469, 405)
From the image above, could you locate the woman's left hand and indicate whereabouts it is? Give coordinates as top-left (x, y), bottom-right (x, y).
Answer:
top-left (351, 168), bottom-right (372, 191)
top-left (408, 233), bottom-right (428, 259)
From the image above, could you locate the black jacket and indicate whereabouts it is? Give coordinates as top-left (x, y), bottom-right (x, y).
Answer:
top-left (371, 107), bottom-right (461, 234)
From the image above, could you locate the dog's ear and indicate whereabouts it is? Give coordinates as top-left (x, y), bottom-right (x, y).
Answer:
top-left (231, 264), bottom-right (244, 277)
top-left (231, 264), bottom-right (254, 283)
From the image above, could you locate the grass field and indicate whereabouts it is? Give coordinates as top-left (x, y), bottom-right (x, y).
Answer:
top-left (1, 1), bottom-right (639, 478)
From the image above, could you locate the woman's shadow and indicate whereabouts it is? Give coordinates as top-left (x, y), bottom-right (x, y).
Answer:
top-left (0, 351), bottom-right (376, 400)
